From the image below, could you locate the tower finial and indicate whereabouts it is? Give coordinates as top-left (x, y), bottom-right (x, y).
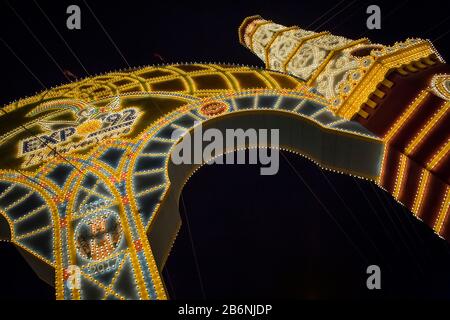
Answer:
top-left (239, 16), bottom-right (441, 121)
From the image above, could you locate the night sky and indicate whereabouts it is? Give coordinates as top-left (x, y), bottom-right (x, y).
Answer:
top-left (1, 0), bottom-right (450, 299)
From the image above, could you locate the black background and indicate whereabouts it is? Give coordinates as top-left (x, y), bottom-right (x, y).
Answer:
top-left (0, 0), bottom-right (450, 300)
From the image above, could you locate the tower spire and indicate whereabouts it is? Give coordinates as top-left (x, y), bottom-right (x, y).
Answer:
top-left (240, 16), bottom-right (450, 241)
top-left (239, 16), bottom-right (443, 121)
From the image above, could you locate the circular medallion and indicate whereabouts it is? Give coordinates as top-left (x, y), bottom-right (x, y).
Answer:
top-left (75, 210), bottom-right (123, 261)
top-left (199, 101), bottom-right (228, 117)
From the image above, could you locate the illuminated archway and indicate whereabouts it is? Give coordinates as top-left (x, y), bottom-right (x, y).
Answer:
top-left (0, 54), bottom-right (447, 299)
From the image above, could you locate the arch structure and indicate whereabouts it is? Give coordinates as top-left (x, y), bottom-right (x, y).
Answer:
top-left (0, 15), bottom-right (448, 300)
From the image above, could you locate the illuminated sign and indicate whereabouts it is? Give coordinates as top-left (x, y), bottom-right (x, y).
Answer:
top-left (17, 98), bottom-right (141, 168)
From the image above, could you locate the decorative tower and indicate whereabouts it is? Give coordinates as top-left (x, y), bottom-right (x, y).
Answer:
top-left (240, 15), bottom-right (450, 239)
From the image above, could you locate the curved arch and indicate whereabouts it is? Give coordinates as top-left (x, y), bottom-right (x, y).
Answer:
top-left (0, 83), bottom-right (386, 300)
top-left (0, 173), bottom-right (62, 298)
top-left (1, 64), bottom-right (308, 114)
top-left (52, 155), bottom-right (166, 300)
top-left (129, 92), bottom-right (385, 270)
